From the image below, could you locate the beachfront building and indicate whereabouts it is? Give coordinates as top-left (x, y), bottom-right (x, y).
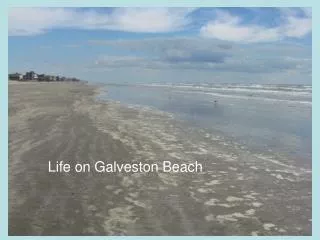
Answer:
top-left (9, 73), bottom-right (23, 80)
top-left (48, 75), bottom-right (56, 81)
top-left (24, 71), bottom-right (38, 80)
top-left (70, 77), bottom-right (80, 82)
top-left (38, 74), bottom-right (58, 81)
top-left (37, 74), bottom-right (46, 81)
top-left (9, 71), bottom-right (82, 82)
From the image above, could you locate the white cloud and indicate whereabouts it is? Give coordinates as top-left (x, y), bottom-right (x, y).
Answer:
top-left (103, 8), bottom-right (193, 33)
top-left (9, 8), bottom-right (71, 36)
top-left (301, 7), bottom-right (312, 18)
top-left (200, 9), bottom-right (311, 43)
top-left (9, 7), bottom-right (194, 36)
top-left (283, 16), bottom-right (312, 38)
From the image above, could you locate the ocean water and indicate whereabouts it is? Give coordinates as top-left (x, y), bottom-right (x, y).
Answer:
top-left (98, 83), bottom-right (312, 169)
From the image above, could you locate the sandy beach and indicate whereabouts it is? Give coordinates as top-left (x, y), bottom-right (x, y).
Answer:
top-left (9, 82), bottom-right (311, 236)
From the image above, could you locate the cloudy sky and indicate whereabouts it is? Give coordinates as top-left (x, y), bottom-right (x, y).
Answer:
top-left (9, 7), bottom-right (312, 84)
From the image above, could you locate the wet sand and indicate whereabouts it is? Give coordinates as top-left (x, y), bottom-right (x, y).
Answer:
top-left (9, 82), bottom-right (311, 236)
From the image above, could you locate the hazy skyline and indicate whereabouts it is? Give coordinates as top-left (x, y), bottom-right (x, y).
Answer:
top-left (9, 7), bottom-right (312, 84)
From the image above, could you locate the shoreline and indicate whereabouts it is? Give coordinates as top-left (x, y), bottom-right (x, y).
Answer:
top-left (9, 82), bottom-right (311, 236)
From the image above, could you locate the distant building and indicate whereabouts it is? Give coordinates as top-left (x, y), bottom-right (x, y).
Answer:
top-left (37, 74), bottom-right (45, 81)
top-left (24, 71), bottom-right (38, 80)
top-left (9, 73), bottom-right (23, 80)
top-left (38, 74), bottom-right (57, 81)
top-left (9, 71), bottom-right (82, 83)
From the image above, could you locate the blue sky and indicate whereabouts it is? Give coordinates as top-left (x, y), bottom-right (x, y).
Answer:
top-left (8, 7), bottom-right (312, 84)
